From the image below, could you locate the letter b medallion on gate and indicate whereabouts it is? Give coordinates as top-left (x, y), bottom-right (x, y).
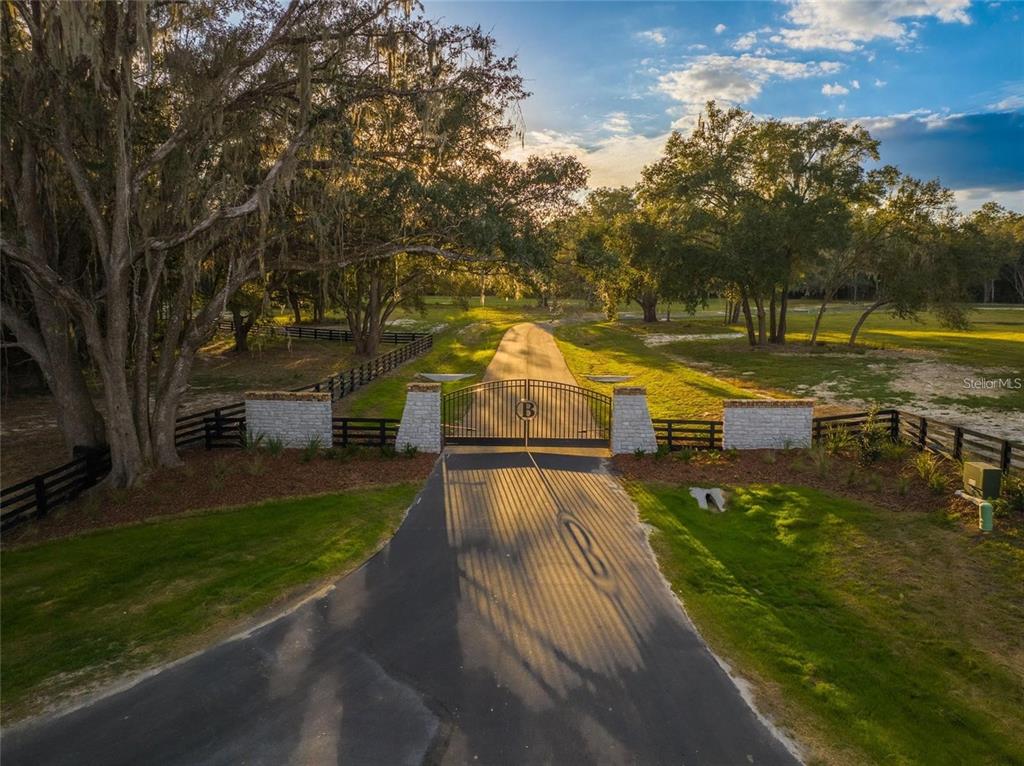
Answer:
top-left (516, 399), bottom-right (537, 420)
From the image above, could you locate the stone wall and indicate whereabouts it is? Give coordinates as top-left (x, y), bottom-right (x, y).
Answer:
top-left (244, 391), bottom-right (333, 448)
top-left (396, 383), bottom-right (442, 453)
top-left (722, 399), bottom-right (814, 449)
top-left (611, 387), bottom-right (658, 455)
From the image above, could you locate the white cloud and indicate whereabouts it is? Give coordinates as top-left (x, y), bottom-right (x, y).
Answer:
top-left (636, 29), bottom-right (667, 46)
top-left (822, 82), bottom-right (850, 96)
top-left (874, 78), bottom-right (887, 87)
top-left (953, 187), bottom-right (1024, 213)
top-left (657, 54), bottom-right (844, 122)
top-left (732, 31), bottom-right (758, 50)
top-left (503, 129), bottom-right (669, 189)
top-left (773, 0), bottom-right (971, 51)
top-left (601, 111), bottom-right (633, 134)
top-left (714, 23), bottom-right (727, 35)
top-left (688, 43), bottom-right (709, 51)
top-left (851, 79), bottom-right (861, 89)
top-left (990, 95), bottom-right (1024, 111)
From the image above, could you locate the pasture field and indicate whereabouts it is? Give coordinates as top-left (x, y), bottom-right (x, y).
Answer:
top-left (557, 302), bottom-right (1024, 436)
top-left (335, 299), bottom-right (568, 418)
top-left (629, 481), bottom-right (1024, 766)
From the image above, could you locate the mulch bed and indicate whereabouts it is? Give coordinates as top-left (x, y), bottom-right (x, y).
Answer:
top-left (4, 449), bottom-right (436, 547)
top-left (611, 448), bottom-right (994, 519)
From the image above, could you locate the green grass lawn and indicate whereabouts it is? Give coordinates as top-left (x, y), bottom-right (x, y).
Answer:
top-left (571, 303), bottom-right (1024, 417)
top-left (338, 301), bottom-right (558, 418)
top-left (0, 484), bottom-right (418, 722)
top-left (629, 481), bottom-right (1024, 765)
top-left (554, 321), bottom-right (762, 419)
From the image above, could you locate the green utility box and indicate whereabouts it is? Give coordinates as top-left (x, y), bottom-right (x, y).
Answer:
top-left (963, 461), bottom-right (1001, 500)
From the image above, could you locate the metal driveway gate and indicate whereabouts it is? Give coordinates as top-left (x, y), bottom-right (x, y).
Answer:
top-left (443, 379), bottom-right (611, 447)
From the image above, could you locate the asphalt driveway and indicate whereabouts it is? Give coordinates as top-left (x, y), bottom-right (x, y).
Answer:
top-left (3, 323), bottom-right (800, 764)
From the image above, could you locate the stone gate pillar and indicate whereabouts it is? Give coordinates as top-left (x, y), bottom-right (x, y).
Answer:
top-left (722, 399), bottom-right (814, 449)
top-left (396, 382), bottom-right (442, 453)
top-left (611, 387), bottom-right (658, 455)
top-left (244, 391), bottom-right (332, 447)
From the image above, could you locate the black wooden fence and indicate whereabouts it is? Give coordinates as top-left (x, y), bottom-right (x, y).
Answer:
top-left (810, 410), bottom-right (1020, 472)
top-left (652, 419), bottom-right (722, 450)
top-left (1, 332), bottom-right (433, 530)
top-left (293, 334), bottom-right (433, 400)
top-left (653, 408), bottom-right (1020, 473)
top-left (332, 418), bottom-right (400, 447)
top-left (216, 319), bottom-right (427, 345)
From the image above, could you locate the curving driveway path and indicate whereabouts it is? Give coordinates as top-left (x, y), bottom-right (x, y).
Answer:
top-left (3, 323), bottom-right (800, 765)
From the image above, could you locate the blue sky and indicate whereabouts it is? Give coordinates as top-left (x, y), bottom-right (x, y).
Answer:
top-left (425, 0), bottom-right (1024, 211)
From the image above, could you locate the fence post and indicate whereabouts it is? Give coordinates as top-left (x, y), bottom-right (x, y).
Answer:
top-left (379, 420), bottom-right (386, 447)
top-left (204, 418), bottom-right (213, 450)
top-left (666, 421), bottom-right (673, 450)
top-left (919, 416), bottom-right (927, 450)
top-left (34, 476), bottom-right (48, 516)
top-left (890, 411), bottom-right (900, 442)
top-left (342, 420), bottom-right (349, 447)
top-left (953, 427), bottom-right (963, 461)
top-left (709, 422), bottom-right (716, 450)
top-left (1002, 441), bottom-right (1012, 472)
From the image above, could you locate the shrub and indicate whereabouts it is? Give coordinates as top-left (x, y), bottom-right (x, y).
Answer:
top-left (823, 426), bottom-right (855, 456)
top-left (403, 443), bottom-right (419, 458)
top-left (855, 406), bottom-right (889, 465)
top-left (994, 474), bottom-right (1024, 517)
top-left (896, 476), bottom-right (911, 496)
top-left (634, 447), bottom-right (646, 459)
top-left (880, 440), bottom-right (910, 462)
top-left (912, 451), bottom-right (948, 494)
top-left (655, 443), bottom-right (671, 459)
top-left (380, 444), bottom-right (398, 458)
top-left (809, 445), bottom-right (831, 477)
top-left (673, 447), bottom-right (695, 463)
top-left (242, 430), bottom-right (265, 452)
top-left (264, 436), bottom-right (285, 456)
top-left (761, 450), bottom-right (777, 464)
top-left (300, 434), bottom-right (323, 463)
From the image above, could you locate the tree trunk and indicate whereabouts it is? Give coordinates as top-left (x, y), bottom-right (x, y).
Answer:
top-left (637, 290), bottom-right (658, 323)
top-left (288, 290), bottom-right (302, 324)
top-left (731, 301), bottom-right (742, 324)
top-left (777, 288), bottom-right (789, 344)
top-left (231, 308), bottom-right (256, 353)
top-left (754, 295), bottom-right (767, 346)
top-left (740, 292), bottom-right (756, 346)
top-left (3, 294), bottom-right (106, 452)
top-left (849, 299), bottom-right (890, 346)
top-left (768, 291), bottom-right (777, 343)
top-left (810, 290), bottom-right (835, 345)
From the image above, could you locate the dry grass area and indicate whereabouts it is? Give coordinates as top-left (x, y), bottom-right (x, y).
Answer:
top-left (0, 333), bottom-right (360, 487)
top-left (4, 447), bottom-right (435, 547)
top-left (1, 394), bottom-right (69, 486)
top-left (189, 333), bottom-right (359, 396)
